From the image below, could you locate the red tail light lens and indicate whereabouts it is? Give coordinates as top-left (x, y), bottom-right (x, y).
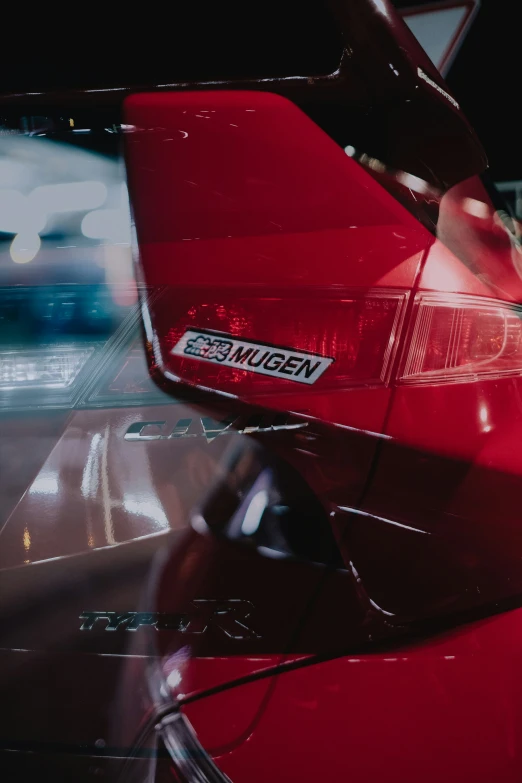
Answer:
top-left (147, 288), bottom-right (522, 399)
top-left (151, 289), bottom-right (407, 398)
top-left (401, 294), bottom-right (522, 384)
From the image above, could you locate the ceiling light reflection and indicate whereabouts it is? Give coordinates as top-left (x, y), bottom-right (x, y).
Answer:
top-left (241, 490), bottom-right (269, 536)
top-left (10, 232), bottom-right (41, 263)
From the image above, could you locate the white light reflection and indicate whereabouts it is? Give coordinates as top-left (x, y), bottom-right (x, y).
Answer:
top-left (479, 403), bottom-right (492, 433)
top-left (369, 598), bottom-right (396, 617)
top-left (373, 0), bottom-right (389, 15)
top-left (241, 490), bottom-right (268, 536)
top-left (29, 181), bottom-right (107, 214)
top-left (1, 176), bottom-right (112, 265)
top-left (166, 669), bottom-right (182, 689)
top-left (81, 433), bottom-right (102, 499)
top-left (30, 471), bottom-right (59, 496)
top-left (123, 497), bottom-right (169, 531)
top-left (397, 171), bottom-right (433, 196)
top-left (0, 160), bottom-right (28, 187)
top-left (338, 506), bottom-right (431, 535)
top-left (463, 197), bottom-right (489, 220)
top-left (82, 208), bottom-right (131, 243)
top-left (191, 513), bottom-right (209, 535)
top-left (0, 189), bottom-right (46, 234)
top-left (23, 526), bottom-right (31, 563)
top-left (85, 87), bottom-right (128, 93)
top-left (10, 232), bottom-right (41, 263)
top-left (162, 646), bottom-right (190, 699)
top-left (257, 546), bottom-right (288, 560)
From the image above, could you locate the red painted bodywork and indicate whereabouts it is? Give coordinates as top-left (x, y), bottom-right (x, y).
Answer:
top-left (184, 607), bottom-right (522, 783)
top-left (125, 85), bottom-right (522, 626)
top-left (125, 90), bottom-right (427, 434)
top-left (121, 54), bottom-right (522, 783)
top-left (2, 1), bottom-right (522, 780)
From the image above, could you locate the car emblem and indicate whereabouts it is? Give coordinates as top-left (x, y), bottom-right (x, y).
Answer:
top-left (124, 413), bottom-right (308, 443)
top-left (79, 600), bottom-right (260, 639)
top-left (171, 329), bottom-right (334, 385)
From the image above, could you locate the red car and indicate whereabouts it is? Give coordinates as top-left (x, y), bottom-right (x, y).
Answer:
top-left (2, 1), bottom-right (522, 781)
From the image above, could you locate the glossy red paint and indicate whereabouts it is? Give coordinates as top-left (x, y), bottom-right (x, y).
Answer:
top-left (124, 82), bottom-right (522, 634)
top-left (124, 89), bottom-right (430, 447)
top-left (184, 607), bottom-right (522, 783)
top-left (124, 91), bottom-right (423, 249)
top-left (422, 175), bottom-right (522, 301)
top-left (0, 2), bottom-right (518, 781)
top-left (341, 175), bottom-right (522, 620)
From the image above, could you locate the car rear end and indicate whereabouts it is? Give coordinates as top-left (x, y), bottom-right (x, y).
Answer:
top-left (3, 1), bottom-right (522, 781)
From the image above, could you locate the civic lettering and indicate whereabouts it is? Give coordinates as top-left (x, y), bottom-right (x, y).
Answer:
top-left (124, 413), bottom-right (308, 442)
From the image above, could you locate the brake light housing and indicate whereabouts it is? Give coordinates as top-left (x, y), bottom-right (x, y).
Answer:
top-left (147, 288), bottom-right (408, 400)
top-left (401, 294), bottom-right (522, 384)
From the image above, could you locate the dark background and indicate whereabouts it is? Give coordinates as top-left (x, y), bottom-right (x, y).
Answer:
top-left (0, 0), bottom-right (520, 181)
top-left (396, 0), bottom-right (522, 181)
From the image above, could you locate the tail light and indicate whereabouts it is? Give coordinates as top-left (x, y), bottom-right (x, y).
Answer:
top-left (0, 285), bottom-right (175, 410)
top-left (401, 294), bottom-right (522, 384)
top-left (154, 289), bottom-right (407, 397)
top-left (149, 287), bottom-right (522, 400)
